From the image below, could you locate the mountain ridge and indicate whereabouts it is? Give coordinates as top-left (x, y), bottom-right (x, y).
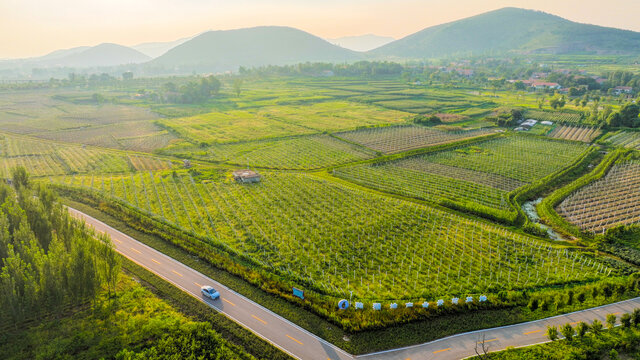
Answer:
top-left (369, 7), bottom-right (640, 58)
top-left (148, 26), bottom-right (361, 73)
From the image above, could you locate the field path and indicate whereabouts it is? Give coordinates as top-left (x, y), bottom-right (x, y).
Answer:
top-left (69, 207), bottom-right (640, 360)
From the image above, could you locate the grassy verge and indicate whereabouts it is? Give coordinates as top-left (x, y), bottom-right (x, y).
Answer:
top-left (63, 198), bottom-right (640, 354)
top-left (120, 257), bottom-right (292, 360)
top-left (471, 312), bottom-right (640, 359)
top-left (0, 274), bottom-right (254, 360)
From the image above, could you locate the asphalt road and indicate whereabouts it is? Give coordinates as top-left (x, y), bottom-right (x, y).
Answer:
top-left (69, 207), bottom-right (640, 360)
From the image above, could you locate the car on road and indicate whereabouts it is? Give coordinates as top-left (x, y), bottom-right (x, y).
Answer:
top-left (201, 285), bottom-right (220, 300)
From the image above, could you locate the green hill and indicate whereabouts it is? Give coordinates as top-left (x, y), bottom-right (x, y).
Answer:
top-left (369, 7), bottom-right (640, 58)
top-left (149, 26), bottom-right (361, 73)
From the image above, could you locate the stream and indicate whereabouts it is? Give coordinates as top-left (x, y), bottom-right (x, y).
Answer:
top-left (522, 198), bottom-right (565, 241)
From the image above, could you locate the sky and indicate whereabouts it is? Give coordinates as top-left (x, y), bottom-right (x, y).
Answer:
top-left (1, 0), bottom-right (640, 59)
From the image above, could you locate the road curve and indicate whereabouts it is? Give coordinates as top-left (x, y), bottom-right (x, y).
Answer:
top-left (69, 207), bottom-right (640, 360)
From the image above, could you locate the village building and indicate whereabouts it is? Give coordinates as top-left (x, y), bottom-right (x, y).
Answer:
top-left (613, 86), bottom-right (633, 95)
top-left (233, 169), bottom-right (262, 184)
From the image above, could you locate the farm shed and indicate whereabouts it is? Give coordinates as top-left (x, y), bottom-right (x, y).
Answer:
top-left (233, 169), bottom-right (262, 183)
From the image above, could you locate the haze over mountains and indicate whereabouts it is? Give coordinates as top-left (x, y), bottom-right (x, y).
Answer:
top-left (0, 43), bottom-right (150, 71)
top-left (3, 7), bottom-right (640, 78)
top-left (327, 34), bottom-right (395, 52)
top-left (132, 36), bottom-right (194, 58)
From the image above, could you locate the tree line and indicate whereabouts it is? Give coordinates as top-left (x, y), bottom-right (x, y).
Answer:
top-left (0, 167), bottom-right (120, 328)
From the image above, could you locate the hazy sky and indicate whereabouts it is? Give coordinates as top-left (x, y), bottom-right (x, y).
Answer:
top-left (2, 0), bottom-right (640, 58)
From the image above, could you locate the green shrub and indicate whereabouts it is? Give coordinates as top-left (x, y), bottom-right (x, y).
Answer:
top-left (560, 323), bottom-right (574, 341)
top-left (621, 313), bottom-right (632, 328)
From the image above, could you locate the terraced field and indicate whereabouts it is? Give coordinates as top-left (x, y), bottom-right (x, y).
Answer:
top-left (334, 125), bottom-right (495, 154)
top-left (548, 125), bottom-right (601, 143)
top-left (558, 161), bottom-right (640, 233)
top-left (55, 171), bottom-right (607, 300)
top-left (334, 135), bottom-right (590, 216)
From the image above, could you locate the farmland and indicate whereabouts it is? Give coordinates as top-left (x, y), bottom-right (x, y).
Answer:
top-left (557, 161), bottom-right (640, 233)
top-left (164, 134), bottom-right (377, 169)
top-left (1, 71), bottom-right (638, 346)
top-left (606, 131), bottom-right (640, 150)
top-left (525, 110), bottom-right (583, 124)
top-left (54, 171), bottom-right (607, 300)
top-left (158, 101), bottom-right (410, 144)
top-left (0, 90), bottom-right (173, 152)
top-left (334, 135), bottom-right (590, 217)
top-left (0, 133), bottom-right (174, 177)
top-left (334, 125), bottom-right (496, 154)
top-left (547, 125), bottom-right (602, 143)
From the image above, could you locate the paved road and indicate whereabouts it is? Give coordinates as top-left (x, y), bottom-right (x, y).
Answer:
top-left (69, 207), bottom-right (640, 360)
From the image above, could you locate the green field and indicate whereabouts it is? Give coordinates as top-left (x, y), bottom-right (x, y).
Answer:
top-left (158, 101), bottom-right (410, 144)
top-left (558, 161), bottom-right (640, 233)
top-left (1, 69), bottom-right (637, 345)
top-left (606, 130), bottom-right (640, 150)
top-left (335, 125), bottom-right (495, 154)
top-left (0, 90), bottom-right (170, 151)
top-left (164, 134), bottom-right (377, 169)
top-left (0, 133), bottom-right (175, 177)
top-left (54, 171), bottom-right (607, 301)
top-left (334, 135), bottom-right (590, 216)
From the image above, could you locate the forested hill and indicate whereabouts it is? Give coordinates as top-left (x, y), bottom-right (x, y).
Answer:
top-left (369, 7), bottom-right (640, 58)
top-left (148, 26), bottom-right (361, 73)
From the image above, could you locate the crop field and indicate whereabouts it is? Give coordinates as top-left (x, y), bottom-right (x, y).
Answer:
top-left (294, 79), bottom-right (497, 114)
top-left (157, 109), bottom-right (313, 144)
top-left (557, 161), bottom-right (640, 233)
top-left (0, 133), bottom-right (173, 177)
top-left (158, 102), bottom-right (410, 144)
top-left (606, 131), bottom-right (640, 150)
top-left (0, 91), bottom-right (159, 134)
top-left (334, 135), bottom-right (589, 214)
top-left (334, 125), bottom-right (495, 154)
top-left (249, 101), bottom-right (410, 131)
top-left (524, 110), bottom-right (583, 124)
top-left (165, 134), bottom-right (377, 169)
top-left (55, 171), bottom-right (607, 300)
top-left (548, 125), bottom-right (602, 143)
top-left (34, 120), bottom-right (177, 152)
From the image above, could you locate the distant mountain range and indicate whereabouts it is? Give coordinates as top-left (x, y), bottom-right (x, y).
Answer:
top-left (0, 43), bottom-right (150, 71)
top-left (326, 34), bottom-right (395, 52)
top-left (148, 26), bottom-right (360, 73)
top-left (132, 37), bottom-right (193, 58)
top-left (370, 7), bottom-right (640, 58)
top-left (3, 7), bottom-right (640, 77)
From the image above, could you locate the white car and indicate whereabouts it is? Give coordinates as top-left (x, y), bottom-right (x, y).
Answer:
top-left (200, 285), bottom-right (220, 300)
